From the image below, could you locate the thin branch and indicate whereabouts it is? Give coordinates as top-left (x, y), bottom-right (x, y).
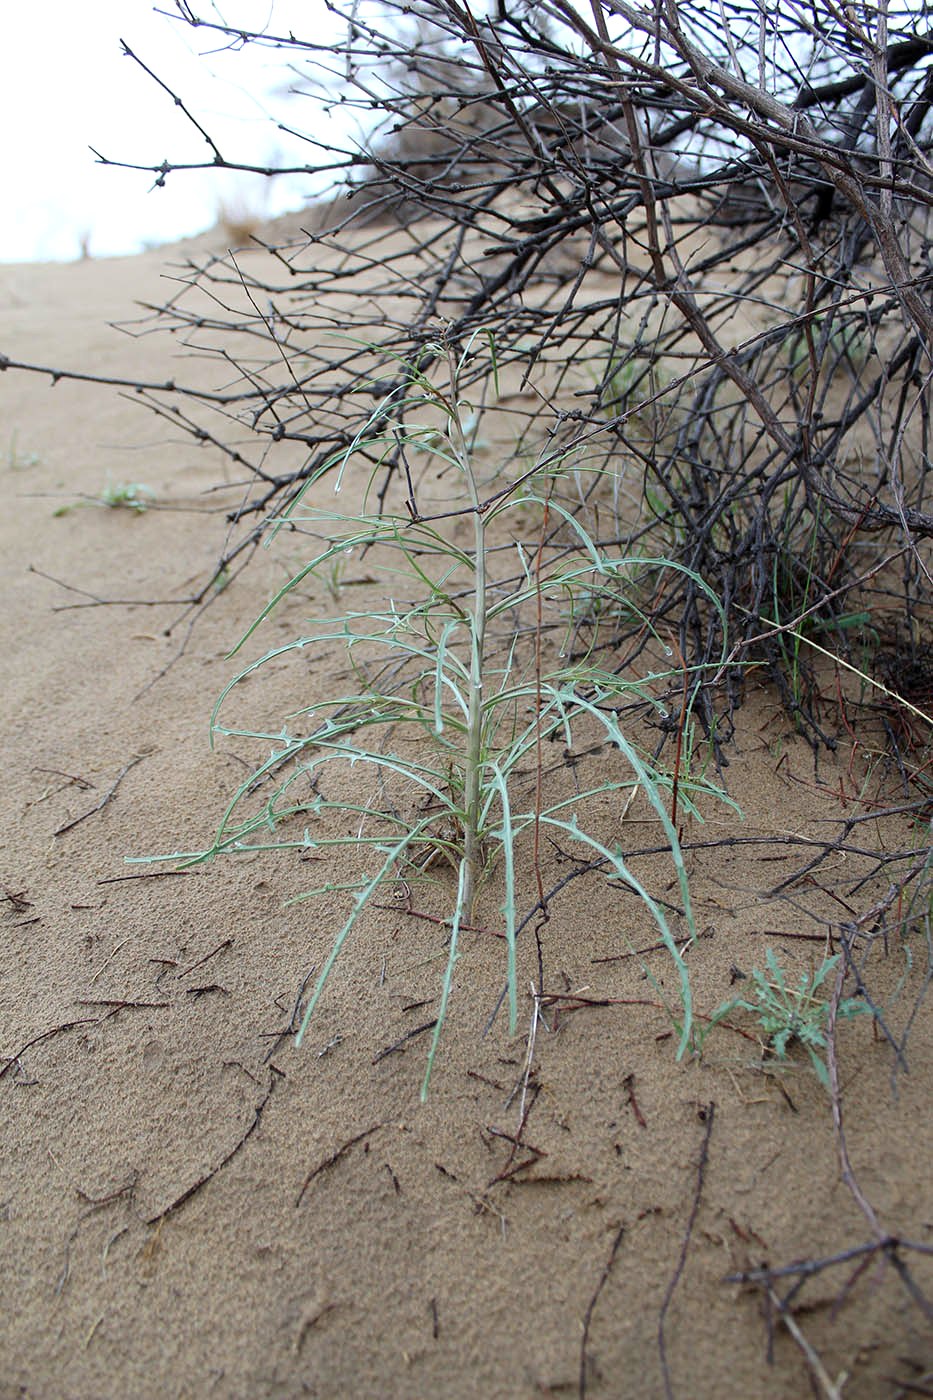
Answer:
top-left (658, 1104), bottom-right (716, 1400)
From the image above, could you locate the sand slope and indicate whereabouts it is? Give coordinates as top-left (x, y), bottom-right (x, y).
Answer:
top-left (1, 240), bottom-right (931, 1400)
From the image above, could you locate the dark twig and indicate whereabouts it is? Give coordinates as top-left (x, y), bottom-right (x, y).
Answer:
top-left (372, 1019), bottom-right (438, 1064)
top-left (177, 938), bottom-right (234, 978)
top-left (54, 754), bottom-right (149, 837)
top-left (1, 998), bottom-right (171, 1081)
top-left (0, 1018), bottom-right (100, 1081)
top-left (658, 1104), bottom-right (716, 1400)
top-left (579, 1225), bottom-right (626, 1400)
top-left (827, 932), bottom-right (886, 1244)
top-left (295, 1124), bottom-right (384, 1205)
top-left (764, 1285), bottom-right (846, 1400)
top-left (145, 1067), bottom-right (283, 1224)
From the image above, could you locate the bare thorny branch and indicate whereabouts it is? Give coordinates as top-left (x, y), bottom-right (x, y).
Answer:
top-left (5, 1), bottom-right (931, 743)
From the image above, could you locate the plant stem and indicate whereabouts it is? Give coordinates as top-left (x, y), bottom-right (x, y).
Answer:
top-left (447, 344), bottom-right (486, 918)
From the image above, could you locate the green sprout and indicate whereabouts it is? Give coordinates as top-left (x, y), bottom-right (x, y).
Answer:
top-left (733, 949), bottom-right (868, 1088)
top-left (7, 432), bottom-right (40, 470)
top-left (98, 482), bottom-right (156, 513)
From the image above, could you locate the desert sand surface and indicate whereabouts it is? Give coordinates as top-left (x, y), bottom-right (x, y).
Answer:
top-left (0, 231), bottom-right (931, 1400)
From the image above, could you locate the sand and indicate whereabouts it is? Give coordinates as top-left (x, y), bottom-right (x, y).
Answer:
top-left (1, 234), bottom-right (931, 1400)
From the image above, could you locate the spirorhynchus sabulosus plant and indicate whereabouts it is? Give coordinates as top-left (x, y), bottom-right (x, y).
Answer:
top-left (136, 332), bottom-right (737, 1095)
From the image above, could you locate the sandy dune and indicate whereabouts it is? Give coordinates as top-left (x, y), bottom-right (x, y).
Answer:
top-left (1, 236), bottom-right (930, 1399)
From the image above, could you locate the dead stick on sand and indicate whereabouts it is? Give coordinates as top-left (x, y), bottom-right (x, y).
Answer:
top-left (765, 1287), bottom-right (847, 1400)
top-left (658, 1103), bottom-right (715, 1400)
top-left (295, 1124), bottom-right (384, 1206)
top-left (0, 1018), bottom-right (100, 1080)
top-left (54, 754), bottom-right (149, 837)
top-left (579, 1225), bottom-right (626, 1400)
top-left (145, 1068), bottom-right (283, 1225)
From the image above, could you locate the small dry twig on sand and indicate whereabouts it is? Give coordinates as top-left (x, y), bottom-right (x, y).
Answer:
top-left (658, 1103), bottom-right (716, 1400)
top-left (145, 1067), bottom-right (283, 1225)
top-left (54, 754), bottom-right (149, 837)
top-left (295, 1124), bottom-right (384, 1206)
top-left (579, 1225), bottom-right (627, 1400)
top-left (764, 1285), bottom-right (848, 1400)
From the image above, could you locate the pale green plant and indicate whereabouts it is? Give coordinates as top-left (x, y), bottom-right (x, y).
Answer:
top-left (717, 949), bottom-right (868, 1087)
top-left (134, 334), bottom-right (738, 1095)
top-left (309, 552), bottom-right (347, 604)
top-left (6, 432), bottom-right (40, 470)
top-left (597, 350), bottom-right (680, 446)
top-left (787, 312), bottom-right (872, 381)
top-left (601, 354), bottom-right (641, 418)
top-left (768, 501), bottom-right (875, 716)
top-left (98, 481), bottom-right (155, 513)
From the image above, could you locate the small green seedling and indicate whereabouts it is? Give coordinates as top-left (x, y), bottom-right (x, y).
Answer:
top-left (731, 949), bottom-right (868, 1087)
top-left (7, 433), bottom-right (40, 470)
top-left (310, 552), bottom-right (346, 603)
top-left (98, 481), bottom-right (156, 513)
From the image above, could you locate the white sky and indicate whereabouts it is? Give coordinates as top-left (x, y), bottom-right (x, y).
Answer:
top-left (2, 1), bottom-right (352, 263)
